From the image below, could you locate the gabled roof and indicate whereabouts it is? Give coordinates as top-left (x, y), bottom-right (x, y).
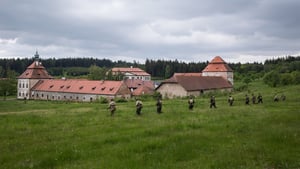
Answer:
top-left (18, 61), bottom-right (53, 79)
top-left (124, 79), bottom-right (155, 89)
top-left (132, 85), bottom-right (155, 96)
top-left (112, 67), bottom-right (150, 76)
top-left (202, 56), bottom-right (233, 72)
top-left (159, 74), bottom-right (232, 91)
top-left (31, 79), bottom-right (130, 95)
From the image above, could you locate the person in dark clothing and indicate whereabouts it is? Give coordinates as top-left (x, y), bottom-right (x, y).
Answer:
top-left (245, 94), bottom-right (250, 105)
top-left (188, 97), bottom-right (195, 110)
top-left (135, 99), bottom-right (143, 115)
top-left (210, 96), bottom-right (217, 108)
top-left (156, 98), bottom-right (162, 113)
top-left (252, 94), bottom-right (256, 104)
top-left (257, 93), bottom-right (263, 104)
top-left (281, 94), bottom-right (286, 101)
top-left (274, 95), bottom-right (279, 102)
top-left (228, 95), bottom-right (234, 106)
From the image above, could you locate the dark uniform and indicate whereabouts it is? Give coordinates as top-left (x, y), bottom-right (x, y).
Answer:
top-left (156, 99), bottom-right (162, 113)
top-left (210, 96), bottom-right (217, 108)
top-left (281, 94), bottom-right (286, 101)
top-left (245, 95), bottom-right (250, 105)
top-left (108, 99), bottom-right (116, 116)
top-left (257, 93), bottom-right (263, 104)
top-left (228, 96), bottom-right (234, 106)
top-left (188, 98), bottom-right (195, 110)
top-left (274, 95), bottom-right (279, 102)
top-left (252, 94), bottom-right (256, 104)
top-left (136, 99), bottom-right (143, 115)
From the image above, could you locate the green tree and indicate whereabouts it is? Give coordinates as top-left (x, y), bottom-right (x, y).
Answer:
top-left (88, 65), bottom-right (107, 80)
top-left (0, 79), bottom-right (16, 100)
top-left (263, 70), bottom-right (280, 87)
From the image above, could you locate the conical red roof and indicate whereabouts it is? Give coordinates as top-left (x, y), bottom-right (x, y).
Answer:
top-left (202, 56), bottom-right (233, 72)
top-left (18, 61), bottom-right (53, 79)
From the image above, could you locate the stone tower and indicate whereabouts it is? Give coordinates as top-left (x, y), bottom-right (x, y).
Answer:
top-left (17, 51), bottom-right (53, 99)
top-left (202, 56), bottom-right (234, 85)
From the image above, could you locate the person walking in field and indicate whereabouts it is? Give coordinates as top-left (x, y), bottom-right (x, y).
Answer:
top-left (245, 94), bottom-right (250, 105)
top-left (228, 95), bottom-right (234, 106)
top-left (108, 98), bottom-right (116, 116)
top-left (281, 94), bottom-right (286, 101)
top-left (136, 98), bottom-right (143, 115)
top-left (188, 96), bottom-right (195, 110)
top-left (210, 96), bottom-right (217, 108)
top-left (274, 95), bottom-right (279, 102)
top-left (252, 94), bottom-right (256, 104)
top-left (156, 98), bottom-right (162, 114)
top-left (257, 93), bottom-right (263, 104)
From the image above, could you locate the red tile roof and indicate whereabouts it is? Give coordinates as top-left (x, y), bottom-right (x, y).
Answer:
top-left (18, 61), bottom-right (53, 79)
top-left (124, 79), bottom-right (155, 89)
top-left (174, 73), bottom-right (202, 77)
top-left (31, 79), bottom-right (130, 95)
top-left (160, 74), bottom-right (232, 91)
top-left (132, 85), bottom-right (155, 96)
top-left (111, 67), bottom-right (150, 76)
top-left (202, 56), bottom-right (233, 72)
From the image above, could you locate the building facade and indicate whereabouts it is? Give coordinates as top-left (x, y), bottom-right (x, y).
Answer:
top-left (156, 56), bottom-right (234, 98)
top-left (111, 67), bottom-right (151, 81)
top-left (17, 52), bottom-right (131, 102)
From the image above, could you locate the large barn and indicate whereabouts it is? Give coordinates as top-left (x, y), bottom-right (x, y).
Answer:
top-left (156, 56), bottom-right (233, 98)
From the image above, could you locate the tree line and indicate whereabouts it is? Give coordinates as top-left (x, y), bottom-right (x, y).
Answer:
top-left (0, 55), bottom-right (300, 84)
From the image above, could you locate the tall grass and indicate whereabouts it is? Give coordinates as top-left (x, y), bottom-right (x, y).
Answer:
top-left (0, 81), bottom-right (299, 169)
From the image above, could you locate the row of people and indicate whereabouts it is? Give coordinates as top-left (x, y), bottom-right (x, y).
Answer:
top-left (108, 93), bottom-right (286, 115)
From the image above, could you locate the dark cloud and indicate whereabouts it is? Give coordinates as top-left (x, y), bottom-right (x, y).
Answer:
top-left (0, 0), bottom-right (299, 63)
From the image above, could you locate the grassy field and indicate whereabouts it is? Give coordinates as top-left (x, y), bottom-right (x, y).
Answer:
top-left (0, 81), bottom-right (299, 169)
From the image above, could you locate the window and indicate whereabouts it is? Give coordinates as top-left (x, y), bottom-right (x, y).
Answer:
top-left (26, 83), bottom-right (28, 88)
top-left (19, 83), bottom-right (21, 88)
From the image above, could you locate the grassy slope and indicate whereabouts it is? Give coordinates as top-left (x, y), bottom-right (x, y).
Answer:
top-left (0, 81), bottom-right (299, 169)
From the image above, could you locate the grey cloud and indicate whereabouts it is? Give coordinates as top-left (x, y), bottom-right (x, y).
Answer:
top-left (0, 0), bottom-right (299, 63)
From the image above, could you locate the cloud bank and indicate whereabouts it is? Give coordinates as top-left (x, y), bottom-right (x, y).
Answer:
top-left (0, 0), bottom-right (299, 63)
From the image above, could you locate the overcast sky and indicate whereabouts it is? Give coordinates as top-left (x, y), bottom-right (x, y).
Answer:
top-left (0, 0), bottom-right (299, 63)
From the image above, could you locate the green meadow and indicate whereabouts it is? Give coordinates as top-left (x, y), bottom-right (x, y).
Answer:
top-left (0, 81), bottom-right (299, 169)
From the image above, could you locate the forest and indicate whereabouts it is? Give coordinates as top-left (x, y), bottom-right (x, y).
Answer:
top-left (0, 55), bottom-right (300, 96)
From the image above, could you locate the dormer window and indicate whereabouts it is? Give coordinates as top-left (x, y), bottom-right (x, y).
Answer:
top-left (101, 87), bottom-right (106, 91)
top-left (92, 87), bottom-right (96, 90)
top-left (60, 85), bottom-right (64, 89)
top-left (49, 85), bottom-right (54, 88)
top-left (66, 85), bottom-right (70, 89)
top-left (109, 87), bottom-right (114, 91)
top-left (79, 86), bottom-right (84, 90)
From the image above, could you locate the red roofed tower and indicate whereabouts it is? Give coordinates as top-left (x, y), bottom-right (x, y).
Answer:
top-left (202, 56), bottom-right (234, 85)
top-left (17, 51), bottom-right (53, 99)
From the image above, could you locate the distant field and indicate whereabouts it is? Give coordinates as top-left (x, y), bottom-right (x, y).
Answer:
top-left (0, 82), bottom-right (299, 169)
